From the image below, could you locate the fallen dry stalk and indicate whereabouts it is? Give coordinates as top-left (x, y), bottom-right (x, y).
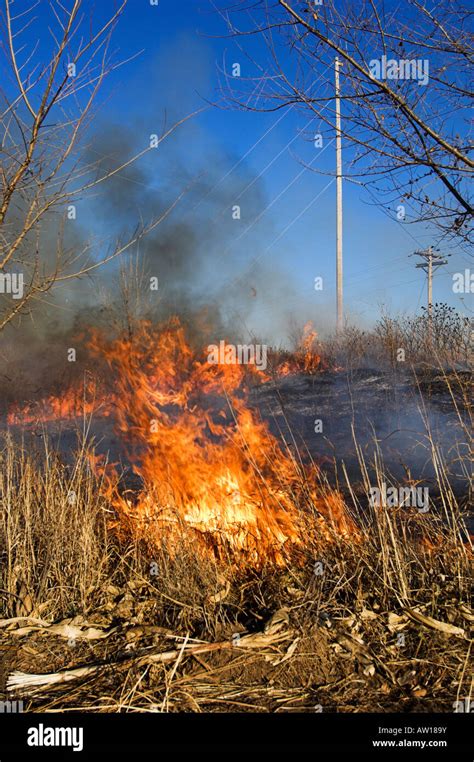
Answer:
top-left (6, 628), bottom-right (293, 696)
top-left (1, 618), bottom-right (118, 641)
top-left (404, 608), bottom-right (467, 639)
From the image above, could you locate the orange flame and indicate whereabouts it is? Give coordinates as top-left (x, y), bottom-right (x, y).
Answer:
top-left (6, 317), bottom-right (354, 566)
top-left (6, 377), bottom-right (108, 427)
top-left (87, 318), bottom-right (353, 564)
top-left (277, 321), bottom-right (322, 376)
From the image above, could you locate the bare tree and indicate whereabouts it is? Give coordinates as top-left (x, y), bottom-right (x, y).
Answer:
top-left (217, 0), bottom-right (473, 244)
top-left (0, 0), bottom-right (195, 332)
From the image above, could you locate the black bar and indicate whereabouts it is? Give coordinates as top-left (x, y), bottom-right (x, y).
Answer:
top-left (0, 712), bottom-right (471, 758)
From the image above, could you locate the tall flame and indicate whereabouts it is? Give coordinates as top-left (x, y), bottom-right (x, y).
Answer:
top-left (6, 317), bottom-right (354, 566)
top-left (88, 318), bottom-right (352, 565)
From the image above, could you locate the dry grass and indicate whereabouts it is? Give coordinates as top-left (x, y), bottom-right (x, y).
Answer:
top-left (0, 348), bottom-right (472, 713)
top-left (323, 304), bottom-right (472, 370)
top-left (0, 434), bottom-right (111, 620)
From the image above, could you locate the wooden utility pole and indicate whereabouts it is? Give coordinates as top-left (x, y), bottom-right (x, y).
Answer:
top-left (427, 253), bottom-right (433, 318)
top-left (335, 57), bottom-right (343, 333)
top-left (411, 247), bottom-right (449, 339)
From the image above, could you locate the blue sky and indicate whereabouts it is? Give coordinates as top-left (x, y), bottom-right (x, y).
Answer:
top-left (7, 0), bottom-right (472, 341)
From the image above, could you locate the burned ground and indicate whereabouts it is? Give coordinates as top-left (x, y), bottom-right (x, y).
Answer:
top-left (0, 362), bottom-right (471, 713)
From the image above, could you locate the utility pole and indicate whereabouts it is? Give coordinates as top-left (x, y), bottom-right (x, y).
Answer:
top-left (335, 57), bottom-right (343, 333)
top-left (411, 247), bottom-right (449, 339)
top-left (427, 253), bottom-right (434, 319)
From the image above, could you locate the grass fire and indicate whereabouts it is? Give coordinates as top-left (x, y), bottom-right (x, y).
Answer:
top-left (0, 0), bottom-right (472, 747)
top-left (1, 310), bottom-right (471, 716)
